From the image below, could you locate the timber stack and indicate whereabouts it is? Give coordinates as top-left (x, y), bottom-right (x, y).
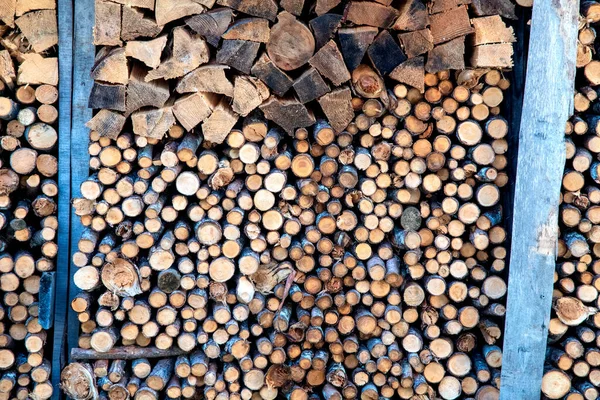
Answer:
top-left (0, 2), bottom-right (60, 400)
top-left (541, 3), bottom-right (600, 400)
top-left (62, 1), bottom-right (521, 400)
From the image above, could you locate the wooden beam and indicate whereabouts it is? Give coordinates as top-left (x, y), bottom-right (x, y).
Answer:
top-left (499, 1), bottom-right (579, 399)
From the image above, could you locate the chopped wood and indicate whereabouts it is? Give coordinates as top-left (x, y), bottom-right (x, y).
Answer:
top-left (471, 15), bottom-right (516, 46)
top-left (259, 95), bottom-right (315, 133)
top-left (88, 82), bottom-right (126, 112)
top-left (267, 12), bottom-right (315, 71)
top-left (338, 26), bottom-right (378, 72)
top-left (86, 109), bottom-right (126, 139)
top-left (394, 0), bottom-right (429, 31)
top-left (470, 0), bottom-right (517, 19)
top-left (121, 5), bottom-right (162, 41)
top-left (155, 0), bottom-right (205, 26)
top-left (429, 6), bottom-right (473, 45)
top-left (126, 64), bottom-right (170, 115)
top-left (131, 106), bottom-right (176, 139)
top-left (471, 43), bottom-right (514, 68)
top-left (93, 1), bottom-right (121, 46)
top-left (17, 54), bottom-right (58, 85)
top-left (125, 36), bottom-right (168, 69)
top-left (216, 39), bottom-right (260, 74)
top-left (91, 47), bottom-right (128, 85)
top-left (232, 76), bottom-right (270, 116)
top-left (0, 0), bottom-right (15, 27)
top-left (318, 86), bottom-right (353, 132)
top-left (216, 0), bottom-right (277, 21)
top-left (389, 56), bottom-right (425, 92)
top-left (315, 0), bottom-right (341, 15)
top-left (201, 97), bottom-right (239, 143)
top-left (222, 18), bottom-right (270, 43)
top-left (0, 50), bottom-right (16, 89)
top-left (280, 0), bottom-right (304, 16)
top-left (309, 40), bottom-right (350, 86)
top-left (309, 13), bottom-right (342, 50)
top-left (173, 92), bottom-right (219, 130)
top-left (398, 29), bottom-right (434, 58)
top-left (293, 66), bottom-right (330, 103)
top-left (251, 52), bottom-right (294, 97)
top-left (426, 36), bottom-right (466, 73)
top-left (367, 30), bottom-right (407, 76)
top-left (346, 1), bottom-right (398, 28)
top-left (176, 64), bottom-right (233, 96)
top-left (185, 8), bottom-right (234, 47)
top-left (146, 27), bottom-right (209, 81)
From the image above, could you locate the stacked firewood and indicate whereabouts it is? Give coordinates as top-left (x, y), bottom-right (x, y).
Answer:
top-left (62, 1), bottom-right (520, 400)
top-left (541, 3), bottom-right (600, 400)
top-left (0, 3), bottom-right (60, 400)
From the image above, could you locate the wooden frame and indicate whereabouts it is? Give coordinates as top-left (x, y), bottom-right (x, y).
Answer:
top-left (499, 0), bottom-right (579, 398)
top-left (50, 0), bottom-right (74, 394)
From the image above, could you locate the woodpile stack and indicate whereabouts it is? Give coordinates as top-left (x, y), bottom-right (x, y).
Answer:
top-left (0, 2), bottom-right (60, 400)
top-left (63, 1), bottom-right (520, 400)
top-left (541, 3), bottom-right (600, 400)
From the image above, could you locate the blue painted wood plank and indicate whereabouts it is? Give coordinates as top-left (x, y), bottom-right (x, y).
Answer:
top-left (499, 0), bottom-right (579, 398)
top-left (51, 0), bottom-right (73, 396)
top-left (69, 0), bottom-right (95, 364)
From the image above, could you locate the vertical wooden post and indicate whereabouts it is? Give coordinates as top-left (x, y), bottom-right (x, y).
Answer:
top-left (51, 0), bottom-right (73, 394)
top-left (69, 0), bottom-right (95, 359)
top-left (500, 0), bottom-right (579, 398)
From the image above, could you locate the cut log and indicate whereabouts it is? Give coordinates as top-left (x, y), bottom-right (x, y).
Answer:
top-left (131, 106), bottom-right (176, 139)
top-left (346, 1), bottom-right (398, 28)
top-left (367, 30), bottom-right (407, 76)
top-left (389, 56), bottom-right (425, 93)
top-left (93, 1), bottom-right (121, 46)
top-left (232, 76), bottom-right (270, 117)
top-left (338, 26), bottom-right (378, 72)
top-left (15, 9), bottom-right (57, 53)
top-left (121, 5), bottom-right (162, 41)
top-left (259, 95), bottom-right (316, 133)
top-left (173, 92), bottom-right (219, 131)
top-left (398, 29), bottom-right (434, 58)
top-left (426, 37), bottom-right (466, 73)
top-left (318, 86), bottom-right (353, 133)
top-left (201, 97), bottom-right (239, 144)
top-left (315, 0), bottom-right (341, 15)
top-left (267, 12), bottom-right (315, 71)
top-left (351, 64), bottom-right (385, 98)
top-left (185, 8), bottom-right (233, 47)
top-left (309, 40), bottom-right (350, 86)
top-left (91, 47), bottom-right (128, 85)
top-left (394, 0), bottom-right (429, 31)
top-left (251, 53), bottom-right (294, 97)
top-left (216, 39), bottom-right (260, 74)
top-left (293, 67), bottom-right (330, 104)
top-left (146, 27), bottom-right (209, 81)
top-left (216, 0), bottom-right (277, 21)
top-left (88, 83), bottom-right (126, 112)
top-left (222, 18), bottom-right (270, 43)
top-left (125, 36), bottom-right (168, 69)
top-left (471, 16), bottom-right (516, 46)
top-left (429, 6), bottom-right (473, 45)
top-left (126, 64), bottom-right (170, 115)
top-left (470, 43), bottom-right (514, 68)
top-left (155, 0), bottom-right (205, 26)
top-left (309, 13), bottom-right (342, 50)
top-left (86, 109), bottom-right (126, 139)
top-left (176, 64), bottom-right (233, 96)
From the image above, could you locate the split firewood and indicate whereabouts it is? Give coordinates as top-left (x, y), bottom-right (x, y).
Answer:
top-left (0, 7), bottom-right (60, 400)
top-left (66, 1), bottom-right (520, 399)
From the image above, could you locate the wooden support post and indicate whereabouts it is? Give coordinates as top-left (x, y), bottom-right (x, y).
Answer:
top-left (499, 0), bottom-right (579, 398)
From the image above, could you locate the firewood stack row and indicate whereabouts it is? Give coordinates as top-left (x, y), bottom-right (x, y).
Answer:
top-left (0, 2), bottom-right (60, 400)
top-left (62, 1), bottom-right (520, 400)
top-left (541, 3), bottom-right (600, 400)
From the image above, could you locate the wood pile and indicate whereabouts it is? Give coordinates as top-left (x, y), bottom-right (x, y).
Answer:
top-left (0, 2), bottom-right (60, 400)
top-left (63, 1), bottom-right (520, 400)
top-left (541, 3), bottom-right (600, 400)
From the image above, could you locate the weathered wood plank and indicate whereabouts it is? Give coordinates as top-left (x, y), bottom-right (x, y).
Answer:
top-left (68, 0), bottom-right (95, 370)
top-left (51, 0), bottom-right (73, 395)
top-left (499, 0), bottom-right (579, 399)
